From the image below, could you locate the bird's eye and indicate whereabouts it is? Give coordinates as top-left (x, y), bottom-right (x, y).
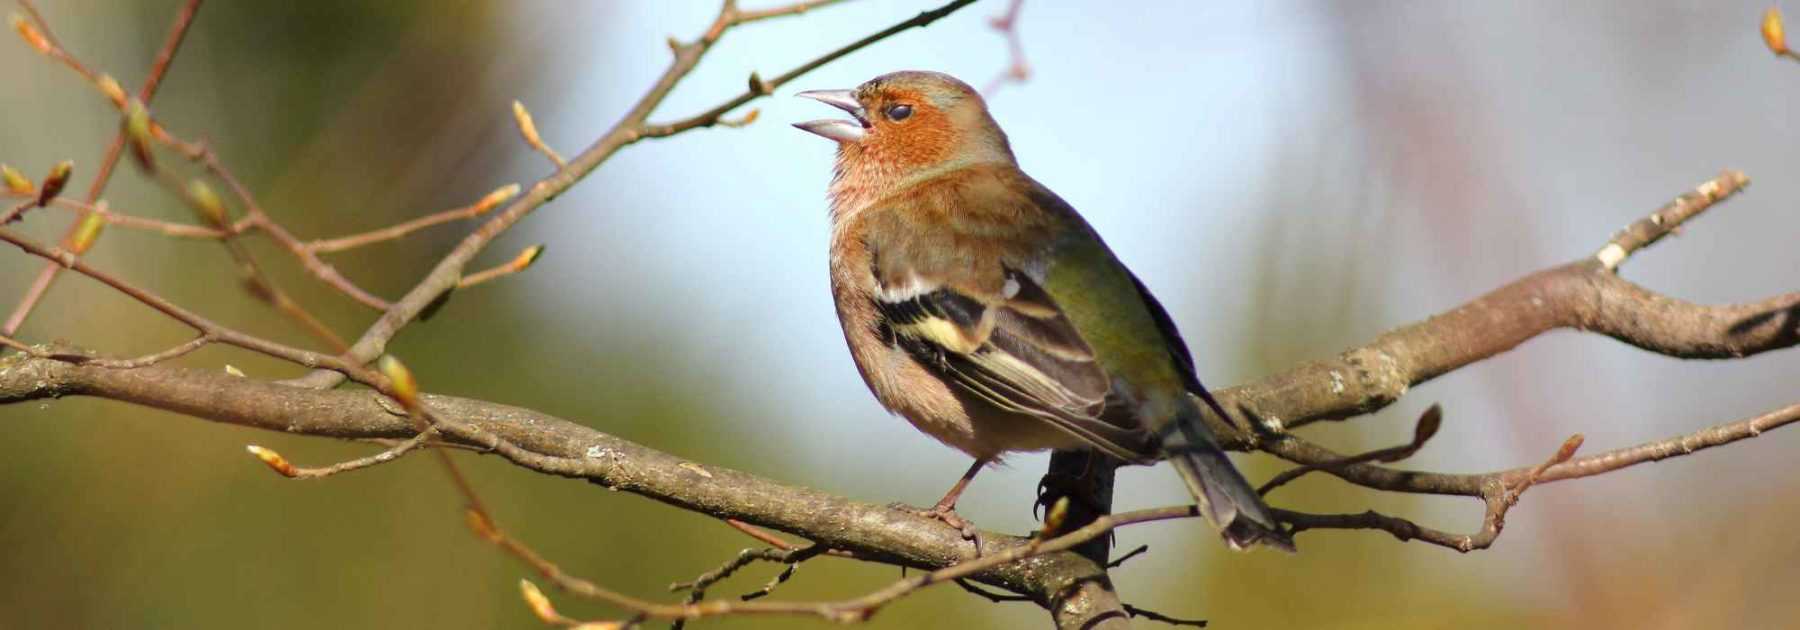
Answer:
top-left (885, 104), bottom-right (913, 121)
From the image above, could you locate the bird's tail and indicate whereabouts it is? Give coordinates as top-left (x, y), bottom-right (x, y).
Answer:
top-left (1163, 397), bottom-right (1294, 552)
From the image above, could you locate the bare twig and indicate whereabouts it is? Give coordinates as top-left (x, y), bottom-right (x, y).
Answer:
top-left (1259, 404), bottom-right (1441, 495)
top-left (1123, 604), bottom-right (1208, 628)
top-left (668, 542), bottom-right (827, 630)
top-left (0, 227), bottom-right (347, 370)
top-left (1593, 171), bottom-right (1748, 270)
top-left (306, 184), bottom-right (521, 254)
top-left (1275, 434), bottom-right (1583, 552)
top-left (670, 548), bottom-right (795, 595)
top-left (1105, 544), bottom-right (1149, 569)
top-left (725, 518), bottom-right (802, 550)
top-left (245, 432), bottom-right (433, 479)
top-left (35, 197), bottom-right (236, 238)
top-left (955, 578), bottom-right (1033, 603)
top-left (638, 0), bottom-right (979, 138)
top-left (733, 0), bottom-right (851, 24)
top-left (981, 0), bottom-right (1030, 95)
top-left (457, 245), bottom-right (545, 290)
top-left (206, 158), bottom-right (392, 312)
top-left (508, 504), bottom-right (1196, 625)
top-left (76, 335), bottom-right (212, 368)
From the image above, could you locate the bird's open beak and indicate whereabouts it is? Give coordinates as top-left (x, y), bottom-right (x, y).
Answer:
top-left (793, 89), bottom-right (868, 143)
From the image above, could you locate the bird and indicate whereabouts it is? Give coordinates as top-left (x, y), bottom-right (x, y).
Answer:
top-left (793, 70), bottom-right (1292, 551)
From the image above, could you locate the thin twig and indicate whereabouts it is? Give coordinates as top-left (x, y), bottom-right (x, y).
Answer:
top-left (725, 519), bottom-right (799, 550)
top-left (955, 579), bottom-right (1033, 603)
top-left (1274, 434), bottom-right (1582, 552)
top-left (0, 227), bottom-right (362, 380)
top-left (1105, 544), bottom-right (1149, 569)
top-left (639, 0), bottom-right (979, 138)
top-left (670, 548), bottom-right (794, 594)
top-left (456, 245), bottom-right (544, 290)
top-left (247, 432), bottom-right (433, 479)
top-left (1593, 170), bottom-right (1749, 270)
top-left (516, 504), bottom-right (1197, 625)
top-left (732, 0), bottom-right (851, 24)
top-left (306, 184), bottom-right (520, 254)
top-left (74, 335), bottom-right (212, 368)
top-left (981, 0), bottom-right (1030, 95)
top-left (1123, 603), bottom-right (1208, 628)
top-left (38, 197), bottom-right (235, 238)
top-left (1259, 404), bottom-right (1441, 495)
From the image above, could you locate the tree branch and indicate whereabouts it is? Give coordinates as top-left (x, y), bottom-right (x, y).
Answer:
top-left (1212, 171), bottom-right (1791, 439)
top-left (0, 356), bottom-right (1118, 620)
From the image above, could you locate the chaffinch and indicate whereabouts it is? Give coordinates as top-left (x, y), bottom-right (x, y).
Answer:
top-left (795, 71), bottom-right (1290, 551)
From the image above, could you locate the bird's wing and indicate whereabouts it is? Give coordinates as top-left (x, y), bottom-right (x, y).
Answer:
top-left (871, 266), bottom-right (1153, 463)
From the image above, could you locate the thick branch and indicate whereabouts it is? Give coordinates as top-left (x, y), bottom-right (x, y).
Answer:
top-left (1212, 171), bottom-right (1794, 438)
top-left (0, 357), bottom-right (1111, 609)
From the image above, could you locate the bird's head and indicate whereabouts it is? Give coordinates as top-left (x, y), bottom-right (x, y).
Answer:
top-left (794, 71), bottom-right (1014, 203)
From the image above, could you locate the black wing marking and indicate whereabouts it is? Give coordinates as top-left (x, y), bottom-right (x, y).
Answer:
top-left (872, 271), bottom-right (1151, 462)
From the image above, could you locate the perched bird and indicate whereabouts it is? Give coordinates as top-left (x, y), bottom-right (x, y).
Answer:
top-left (794, 71), bottom-right (1291, 551)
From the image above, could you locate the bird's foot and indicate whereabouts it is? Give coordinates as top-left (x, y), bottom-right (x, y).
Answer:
top-left (890, 501), bottom-right (983, 555)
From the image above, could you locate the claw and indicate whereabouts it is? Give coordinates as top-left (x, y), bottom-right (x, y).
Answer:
top-left (893, 502), bottom-right (983, 556)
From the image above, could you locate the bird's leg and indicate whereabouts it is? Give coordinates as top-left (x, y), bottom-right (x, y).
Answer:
top-left (916, 458), bottom-right (987, 544)
top-left (1035, 459), bottom-right (1109, 519)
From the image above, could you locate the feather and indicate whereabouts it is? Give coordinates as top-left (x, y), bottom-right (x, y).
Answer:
top-left (870, 269), bottom-right (1152, 463)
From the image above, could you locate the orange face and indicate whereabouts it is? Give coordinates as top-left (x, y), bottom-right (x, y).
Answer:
top-left (795, 71), bottom-right (1010, 180)
top-left (847, 85), bottom-right (960, 173)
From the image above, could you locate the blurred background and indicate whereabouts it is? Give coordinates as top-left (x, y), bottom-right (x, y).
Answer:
top-left (3, 1), bottom-right (1798, 628)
